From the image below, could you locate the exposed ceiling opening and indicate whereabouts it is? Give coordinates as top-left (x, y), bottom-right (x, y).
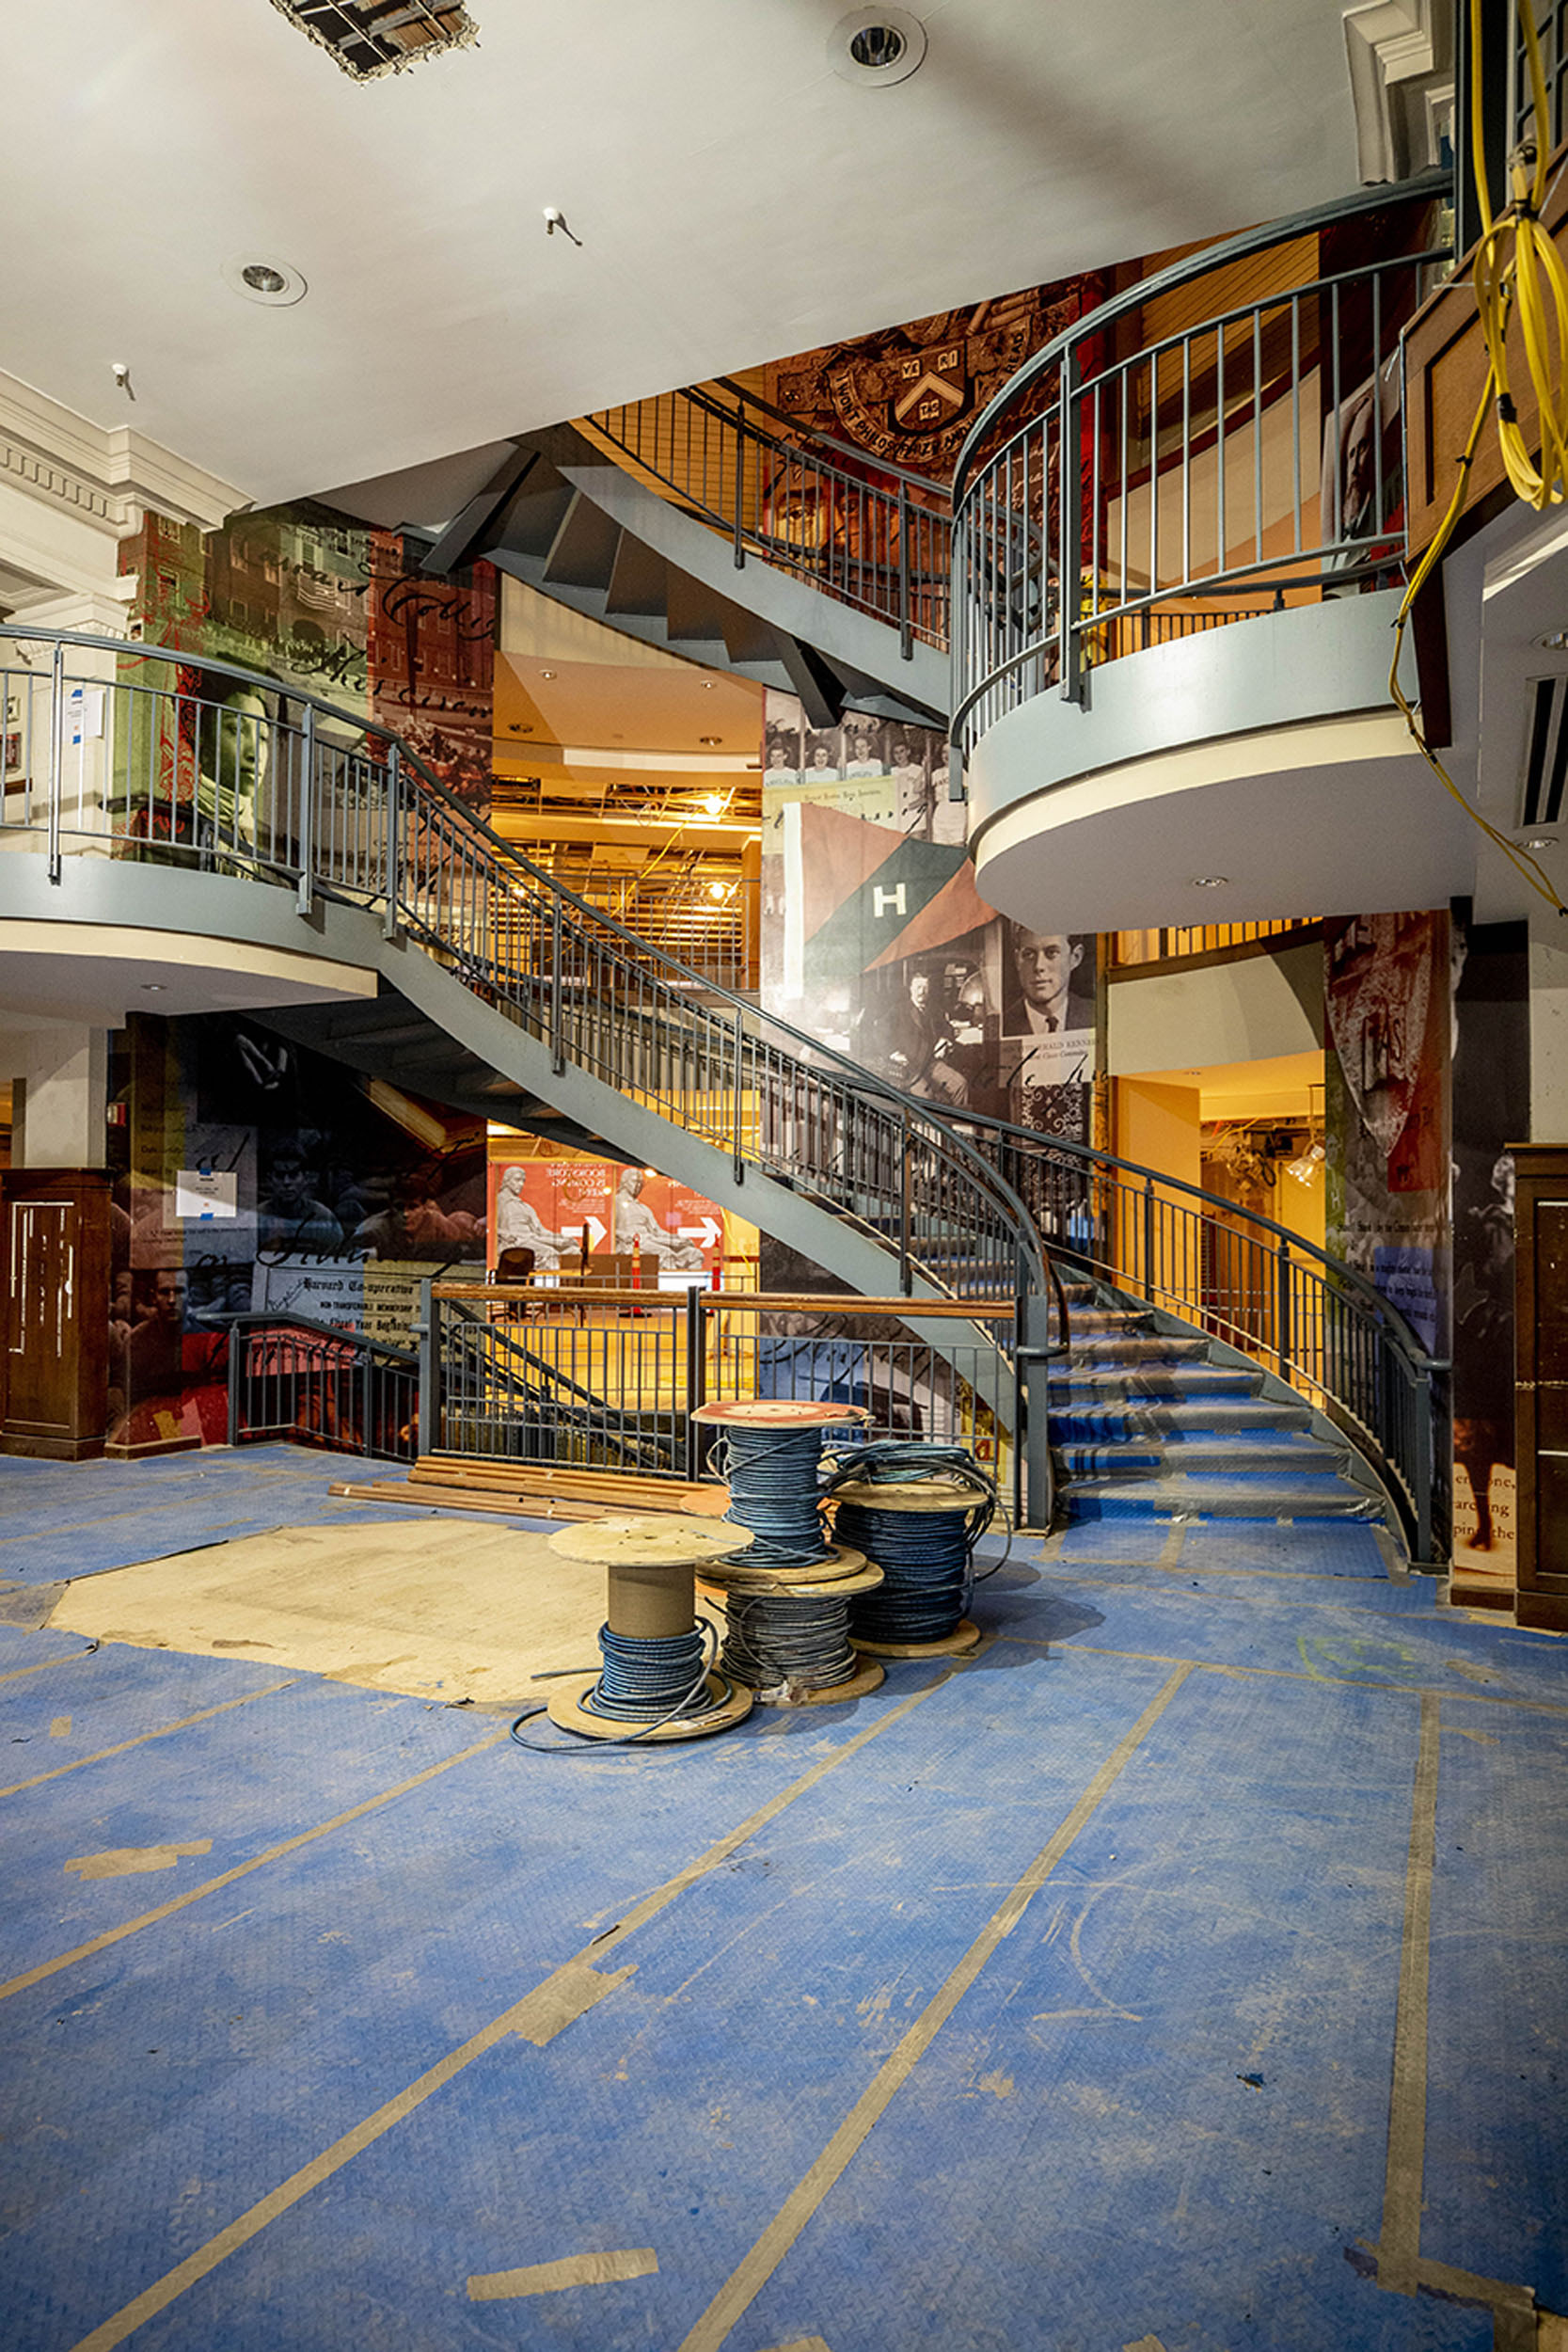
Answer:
top-left (267, 0), bottom-right (477, 80)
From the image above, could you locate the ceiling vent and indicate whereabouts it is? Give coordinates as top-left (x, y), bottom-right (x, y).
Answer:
top-left (1521, 675), bottom-right (1568, 830)
top-left (267, 0), bottom-right (477, 80)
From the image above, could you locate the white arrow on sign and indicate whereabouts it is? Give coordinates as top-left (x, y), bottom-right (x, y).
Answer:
top-left (678, 1218), bottom-right (722, 1249)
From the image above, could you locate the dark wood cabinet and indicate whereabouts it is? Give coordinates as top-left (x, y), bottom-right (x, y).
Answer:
top-left (0, 1168), bottom-right (110, 1460)
top-left (1513, 1144), bottom-right (1568, 1630)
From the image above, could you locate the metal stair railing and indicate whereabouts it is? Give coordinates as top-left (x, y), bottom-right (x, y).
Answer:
top-left (950, 171), bottom-right (1453, 758)
top-left (949, 1106), bottom-right (1442, 1561)
top-left (1, 624), bottom-right (1441, 1549)
top-left (579, 380), bottom-right (951, 656)
top-left (222, 1313), bottom-right (420, 1462)
top-left (0, 621), bottom-right (1044, 1341)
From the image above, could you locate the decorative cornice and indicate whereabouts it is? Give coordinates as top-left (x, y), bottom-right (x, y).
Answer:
top-left (1344, 1), bottom-right (1451, 187)
top-left (0, 370), bottom-right (245, 540)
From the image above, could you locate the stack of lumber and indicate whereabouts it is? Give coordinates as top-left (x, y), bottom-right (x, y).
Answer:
top-left (329, 1453), bottom-right (729, 1525)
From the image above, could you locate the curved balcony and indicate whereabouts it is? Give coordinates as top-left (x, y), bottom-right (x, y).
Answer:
top-left (949, 175), bottom-right (1471, 930)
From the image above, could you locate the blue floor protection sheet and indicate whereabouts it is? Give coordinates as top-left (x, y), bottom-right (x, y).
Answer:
top-left (0, 1445), bottom-right (524, 1581)
top-left (0, 1462), bottom-right (1565, 2352)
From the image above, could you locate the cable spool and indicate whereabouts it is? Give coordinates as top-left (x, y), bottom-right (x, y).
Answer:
top-left (527, 1516), bottom-right (756, 1744)
top-left (826, 1441), bottom-right (998, 1658)
top-left (693, 1399), bottom-right (869, 1573)
top-left (697, 1549), bottom-right (886, 1708)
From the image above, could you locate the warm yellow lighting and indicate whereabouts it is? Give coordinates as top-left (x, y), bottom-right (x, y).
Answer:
top-left (702, 792), bottom-right (725, 817)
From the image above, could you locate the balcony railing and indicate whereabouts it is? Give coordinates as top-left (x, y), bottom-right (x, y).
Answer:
top-left (950, 174), bottom-right (1452, 759)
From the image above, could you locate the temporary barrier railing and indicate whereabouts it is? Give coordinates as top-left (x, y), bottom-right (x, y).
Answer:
top-left (950, 1109), bottom-right (1441, 1560)
top-left (581, 379), bottom-right (951, 655)
top-left (223, 1313), bottom-right (419, 1462)
top-left (425, 1285), bottom-right (1040, 1520)
top-left (950, 174), bottom-right (1452, 758)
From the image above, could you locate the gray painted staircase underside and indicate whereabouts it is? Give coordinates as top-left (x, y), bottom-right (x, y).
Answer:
top-left (425, 424), bottom-right (949, 732)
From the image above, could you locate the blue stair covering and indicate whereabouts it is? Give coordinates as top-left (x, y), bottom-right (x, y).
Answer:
top-left (1053, 1283), bottom-right (1385, 1527)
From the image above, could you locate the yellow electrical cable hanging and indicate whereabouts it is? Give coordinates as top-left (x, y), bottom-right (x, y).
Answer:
top-left (1388, 0), bottom-right (1568, 915)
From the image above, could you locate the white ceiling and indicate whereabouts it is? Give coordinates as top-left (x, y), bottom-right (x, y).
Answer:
top-left (6, 0), bottom-right (1365, 509)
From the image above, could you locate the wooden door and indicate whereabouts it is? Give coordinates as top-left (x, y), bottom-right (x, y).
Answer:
top-left (1, 1169), bottom-right (110, 1460)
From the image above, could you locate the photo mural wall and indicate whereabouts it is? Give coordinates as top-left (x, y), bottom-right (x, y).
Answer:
top-left (120, 504), bottom-right (497, 815)
top-left (761, 691), bottom-right (1098, 1147)
top-left (486, 1151), bottom-right (752, 1282)
top-left (109, 1012), bottom-right (489, 1452)
top-left (1323, 912), bottom-right (1453, 1549)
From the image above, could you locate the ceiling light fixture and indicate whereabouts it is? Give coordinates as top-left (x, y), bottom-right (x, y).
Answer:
top-left (702, 792), bottom-right (726, 816)
top-left (543, 206), bottom-right (583, 247)
top-left (700, 736), bottom-right (722, 747)
top-left (708, 882), bottom-right (726, 901)
top-left (832, 7), bottom-right (927, 86)
top-left (1540, 630), bottom-right (1568, 651)
top-left (1192, 875), bottom-right (1230, 888)
top-left (1524, 834), bottom-right (1559, 849)
top-left (540, 669), bottom-right (556, 679)
top-left (224, 255), bottom-right (309, 308)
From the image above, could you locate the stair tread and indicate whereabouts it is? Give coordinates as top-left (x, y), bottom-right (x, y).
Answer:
top-left (1067, 1473), bottom-right (1382, 1521)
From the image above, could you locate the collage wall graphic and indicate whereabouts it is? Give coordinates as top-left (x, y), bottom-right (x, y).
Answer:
top-left (111, 1014), bottom-right (489, 1453)
top-left (761, 690), bottom-right (1097, 1146)
top-left (766, 274), bottom-right (1110, 481)
top-left (1323, 911), bottom-right (1453, 1547)
top-left (120, 506), bottom-right (497, 818)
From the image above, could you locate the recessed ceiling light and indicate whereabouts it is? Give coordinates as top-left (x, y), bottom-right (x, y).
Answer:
top-left (141, 983), bottom-right (166, 993)
top-left (700, 735), bottom-right (722, 747)
top-left (708, 882), bottom-right (726, 900)
top-left (1524, 834), bottom-right (1559, 849)
top-left (1192, 875), bottom-right (1230, 888)
top-left (701, 680), bottom-right (717, 690)
top-left (224, 254), bottom-right (309, 308)
top-left (831, 7), bottom-right (927, 85)
top-left (540, 669), bottom-right (556, 679)
top-left (702, 792), bottom-right (726, 816)
top-left (1540, 631), bottom-right (1568, 651)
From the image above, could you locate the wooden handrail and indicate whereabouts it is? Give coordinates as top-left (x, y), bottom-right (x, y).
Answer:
top-left (433, 1284), bottom-right (1017, 1317)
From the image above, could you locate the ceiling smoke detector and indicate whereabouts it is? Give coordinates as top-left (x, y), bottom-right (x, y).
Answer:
top-left (831, 8), bottom-right (927, 87)
top-left (224, 254), bottom-right (309, 308)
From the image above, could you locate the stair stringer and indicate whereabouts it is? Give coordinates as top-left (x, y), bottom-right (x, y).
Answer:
top-left (1053, 1263), bottom-right (1414, 1556)
top-left (375, 927), bottom-right (1014, 1425)
top-left (3, 856), bottom-right (1010, 1425)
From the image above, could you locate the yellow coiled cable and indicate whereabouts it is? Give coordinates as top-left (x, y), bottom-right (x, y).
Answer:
top-left (1388, 0), bottom-right (1568, 915)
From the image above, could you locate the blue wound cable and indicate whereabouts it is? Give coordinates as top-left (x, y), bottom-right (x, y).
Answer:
top-left (508, 1615), bottom-right (728, 1755)
top-left (713, 1422), bottom-right (835, 1570)
top-left (824, 1439), bottom-right (1002, 1645)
